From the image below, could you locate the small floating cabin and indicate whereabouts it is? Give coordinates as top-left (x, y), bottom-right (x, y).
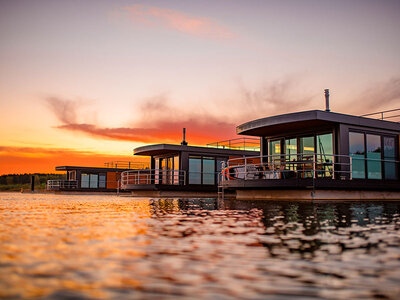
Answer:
top-left (120, 137), bottom-right (259, 197)
top-left (221, 105), bottom-right (400, 200)
top-left (47, 161), bottom-right (149, 192)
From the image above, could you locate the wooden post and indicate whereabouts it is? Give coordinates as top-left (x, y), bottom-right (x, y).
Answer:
top-left (30, 175), bottom-right (35, 192)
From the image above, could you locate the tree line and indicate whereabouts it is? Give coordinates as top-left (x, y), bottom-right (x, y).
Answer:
top-left (0, 173), bottom-right (65, 191)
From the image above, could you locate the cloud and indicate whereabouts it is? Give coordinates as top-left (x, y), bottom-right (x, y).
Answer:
top-left (45, 97), bottom-right (78, 124)
top-left (122, 4), bottom-right (236, 39)
top-left (232, 77), bottom-right (317, 120)
top-left (44, 77), bottom-right (322, 145)
top-left (45, 95), bottom-right (237, 145)
top-left (44, 76), bottom-right (400, 148)
top-left (347, 77), bottom-right (400, 115)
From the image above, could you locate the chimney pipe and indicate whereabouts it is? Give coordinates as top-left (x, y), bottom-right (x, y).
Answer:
top-left (181, 128), bottom-right (188, 145)
top-left (324, 89), bottom-right (330, 112)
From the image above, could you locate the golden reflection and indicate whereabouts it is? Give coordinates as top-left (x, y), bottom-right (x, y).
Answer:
top-left (0, 194), bottom-right (152, 299)
top-left (1, 194), bottom-right (400, 299)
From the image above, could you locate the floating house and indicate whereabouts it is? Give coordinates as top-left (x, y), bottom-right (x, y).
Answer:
top-left (120, 136), bottom-right (259, 197)
top-left (47, 161), bottom-right (149, 192)
top-left (221, 91), bottom-right (400, 200)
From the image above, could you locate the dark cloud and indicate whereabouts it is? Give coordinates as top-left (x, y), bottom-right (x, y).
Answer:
top-left (45, 97), bottom-right (79, 124)
top-left (234, 78), bottom-right (316, 120)
top-left (45, 96), bottom-right (236, 144)
top-left (46, 77), bottom-right (399, 145)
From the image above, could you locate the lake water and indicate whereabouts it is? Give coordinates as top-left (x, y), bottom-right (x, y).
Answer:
top-left (0, 193), bottom-right (399, 299)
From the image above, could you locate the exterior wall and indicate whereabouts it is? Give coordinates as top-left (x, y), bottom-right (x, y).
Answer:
top-left (236, 189), bottom-right (400, 201)
top-left (338, 124), bottom-right (399, 180)
top-left (106, 172), bottom-right (118, 189)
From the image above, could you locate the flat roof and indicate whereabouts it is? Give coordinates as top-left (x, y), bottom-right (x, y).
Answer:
top-left (134, 144), bottom-right (259, 157)
top-left (55, 166), bottom-right (132, 172)
top-left (237, 110), bottom-right (400, 136)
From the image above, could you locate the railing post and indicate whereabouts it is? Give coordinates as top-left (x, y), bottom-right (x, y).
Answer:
top-left (244, 156), bottom-right (247, 180)
top-left (332, 155), bottom-right (335, 180)
top-left (221, 161), bottom-right (226, 183)
top-left (313, 153), bottom-right (316, 179)
top-left (349, 156), bottom-right (353, 180)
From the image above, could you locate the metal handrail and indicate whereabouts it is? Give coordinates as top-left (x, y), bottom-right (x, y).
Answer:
top-left (121, 169), bottom-right (187, 187)
top-left (103, 161), bottom-right (150, 169)
top-left (360, 108), bottom-right (400, 121)
top-left (207, 137), bottom-right (260, 151)
top-left (47, 180), bottom-right (78, 190)
top-left (222, 153), bottom-right (399, 182)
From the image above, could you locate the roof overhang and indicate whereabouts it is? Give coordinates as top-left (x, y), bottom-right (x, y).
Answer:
top-left (134, 144), bottom-right (259, 157)
top-left (237, 110), bottom-right (400, 136)
top-left (55, 166), bottom-right (129, 172)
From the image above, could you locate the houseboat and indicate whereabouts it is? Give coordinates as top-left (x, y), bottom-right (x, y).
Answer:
top-left (221, 92), bottom-right (400, 200)
top-left (120, 135), bottom-right (260, 197)
top-left (47, 161), bottom-right (149, 193)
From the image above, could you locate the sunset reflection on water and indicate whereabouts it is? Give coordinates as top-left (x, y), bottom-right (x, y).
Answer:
top-left (0, 193), bottom-right (399, 299)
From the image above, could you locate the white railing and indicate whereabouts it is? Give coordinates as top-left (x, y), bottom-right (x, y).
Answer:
top-left (360, 108), bottom-right (400, 122)
top-left (47, 180), bottom-right (78, 190)
top-left (121, 169), bottom-right (186, 188)
top-left (104, 161), bottom-right (150, 169)
top-left (221, 153), bottom-right (399, 183)
top-left (207, 137), bottom-right (260, 152)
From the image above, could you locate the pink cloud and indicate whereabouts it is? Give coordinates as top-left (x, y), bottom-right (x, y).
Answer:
top-left (123, 4), bottom-right (236, 39)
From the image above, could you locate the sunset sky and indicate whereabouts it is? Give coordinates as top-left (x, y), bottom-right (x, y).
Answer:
top-left (1, 0), bottom-right (399, 174)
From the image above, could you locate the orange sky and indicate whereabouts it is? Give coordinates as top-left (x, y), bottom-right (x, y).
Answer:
top-left (0, 1), bottom-right (399, 175)
top-left (0, 147), bottom-right (149, 175)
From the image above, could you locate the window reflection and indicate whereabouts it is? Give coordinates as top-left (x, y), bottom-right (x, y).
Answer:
top-left (202, 158), bottom-right (215, 185)
top-left (189, 157), bottom-right (202, 184)
top-left (366, 134), bottom-right (381, 179)
top-left (383, 137), bottom-right (397, 180)
top-left (81, 174), bottom-right (89, 188)
top-left (316, 133), bottom-right (333, 177)
top-left (349, 132), bottom-right (365, 179)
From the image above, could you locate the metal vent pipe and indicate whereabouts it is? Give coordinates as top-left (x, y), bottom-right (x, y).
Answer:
top-left (181, 128), bottom-right (188, 145)
top-left (324, 89), bottom-right (330, 112)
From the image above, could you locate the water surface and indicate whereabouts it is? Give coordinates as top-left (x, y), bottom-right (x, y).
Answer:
top-left (0, 193), bottom-right (399, 299)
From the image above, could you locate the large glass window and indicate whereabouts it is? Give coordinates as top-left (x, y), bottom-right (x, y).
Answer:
top-left (81, 174), bottom-right (90, 188)
top-left (285, 138), bottom-right (297, 172)
top-left (202, 157), bottom-right (215, 185)
top-left (383, 137), bottom-right (397, 180)
top-left (99, 174), bottom-right (106, 188)
top-left (189, 157), bottom-right (202, 184)
top-left (173, 156), bottom-right (180, 185)
top-left (299, 136), bottom-right (315, 178)
top-left (269, 140), bottom-right (282, 168)
top-left (68, 170), bottom-right (76, 181)
top-left (316, 133), bottom-right (333, 177)
top-left (285, 138), bottom-right (297, 161)
top-left (155, 158), bottom-right (160, 184)
top-left (89, 174), bottom-right (98, 188)
top-left (300, 136), bottom-right (314, 158)
top-left (349, 132), bottom-right (365, 179)
top-left (366, 134), bottom-right (381, 179)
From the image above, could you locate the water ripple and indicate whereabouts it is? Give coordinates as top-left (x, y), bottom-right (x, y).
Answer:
top-left (0, 193), bottom-right (399, 299)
